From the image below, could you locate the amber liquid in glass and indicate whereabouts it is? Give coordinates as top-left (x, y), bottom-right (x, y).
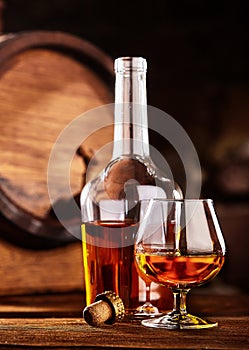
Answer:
top-left (82, 220), bottom-right (139, 311)
top-left (135, 253), bottom-right (225, 289)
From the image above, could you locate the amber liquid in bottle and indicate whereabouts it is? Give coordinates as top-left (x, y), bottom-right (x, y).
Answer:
top-left (82, 220), bottom-right (140, 311)
top-left (135, 253), bottom-right (225, 289)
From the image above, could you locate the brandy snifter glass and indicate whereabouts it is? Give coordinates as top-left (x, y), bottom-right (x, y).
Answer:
top-left (135, 199), bottom-right (226, 329)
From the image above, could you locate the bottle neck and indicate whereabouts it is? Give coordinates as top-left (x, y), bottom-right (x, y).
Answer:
top-left (112, 58), bottom-right (150, 159)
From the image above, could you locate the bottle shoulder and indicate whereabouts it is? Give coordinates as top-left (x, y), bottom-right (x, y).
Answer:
top-left (80, 155), bottom-right (182, 203)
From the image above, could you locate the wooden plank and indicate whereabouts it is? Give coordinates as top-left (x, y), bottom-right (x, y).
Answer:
top-left (0, 294), bottom-right (247, 349)
top-left (0, 316), bottom-right (248, 349)
top-left (0, 238), bottom-right (84, 295)
top-left (0, 292), bottom-right (84, 318)
top-left (0, 293), bottom-right (247, 318)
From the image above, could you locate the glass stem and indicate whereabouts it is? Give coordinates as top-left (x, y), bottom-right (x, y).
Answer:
top-left (172, 288), bottom-right (189, 317)
top-left (145, 283), bottom-right (151, 303)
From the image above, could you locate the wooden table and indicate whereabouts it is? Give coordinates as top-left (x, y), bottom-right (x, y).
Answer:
top-left (0, 292), bottom-right (248, 349)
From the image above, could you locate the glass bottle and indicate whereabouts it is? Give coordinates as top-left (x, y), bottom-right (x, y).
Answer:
top-left (81, 57), bottom-right (182, 313)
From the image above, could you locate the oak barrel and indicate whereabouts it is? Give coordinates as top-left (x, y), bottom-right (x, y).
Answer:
top-left (0, 30), bottom-right (113, 247)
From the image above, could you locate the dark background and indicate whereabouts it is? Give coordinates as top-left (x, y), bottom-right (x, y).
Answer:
top-left (1, 0), bottom-right (249, 291)
top-left (2, 0), bottom-right (248, 201)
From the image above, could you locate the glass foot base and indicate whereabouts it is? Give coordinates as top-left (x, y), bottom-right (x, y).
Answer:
top-left (134, 302), bottom-right (162, 318)
top-left (141, 312), bottom-right (218, 329)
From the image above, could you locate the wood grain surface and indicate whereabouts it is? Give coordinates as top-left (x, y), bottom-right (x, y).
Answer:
top-left (0, 293), bottom-right (248, 349)
top-left (0, 238), bottom-right (84, 295)
top-left (0, 31), bottom-right (113, 240)
top-left (0, 47), bottom-right (111, 218)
